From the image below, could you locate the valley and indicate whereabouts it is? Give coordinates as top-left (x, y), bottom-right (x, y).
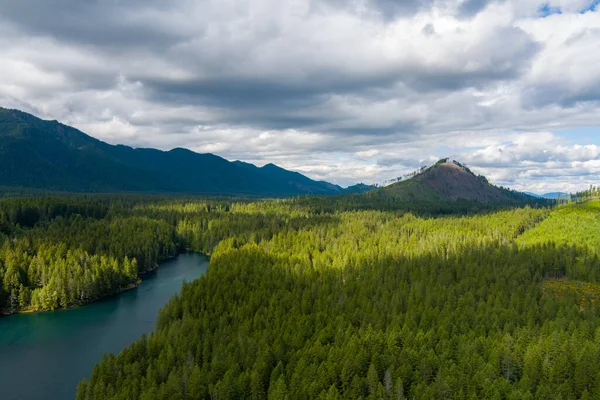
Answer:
top-left (2, 0), bottom-right (599, 398)
top-left (0, 108), bottom-right (598, 400)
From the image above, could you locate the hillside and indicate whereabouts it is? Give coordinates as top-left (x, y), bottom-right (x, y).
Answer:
top-left (233, 161), bottom-right (345, 195)
top-left (0, 108), bottom-right (345, 197)
top-left (344, 183), bottom-right (376, 194)
top-left (374, 159), bottom-right (536, 204)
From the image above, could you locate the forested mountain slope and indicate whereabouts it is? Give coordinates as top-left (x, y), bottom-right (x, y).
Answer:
top-left (294, 160), bottom-right (548, 215)
top-left (233, 161), bottom-right (345, 195)
top-left (375, 159), bottom-right (535, 203)
top-left (0, 108), bottom-right (344, 196)
top-left (69, 197), bottom-right (600, 399)
top-left (344, 183), bottom-right (376, 194)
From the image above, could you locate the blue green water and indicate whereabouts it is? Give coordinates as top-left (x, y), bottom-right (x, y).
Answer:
top-left (0, 252), bottom-right (209, 400)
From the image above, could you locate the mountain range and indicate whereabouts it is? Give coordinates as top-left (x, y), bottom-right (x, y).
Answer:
top-left (524, 192), bottom-right (570, 200)
top-left (0, 108), bottom-right (367, 197)
top-left (0, 108), bottom-right (552, 204)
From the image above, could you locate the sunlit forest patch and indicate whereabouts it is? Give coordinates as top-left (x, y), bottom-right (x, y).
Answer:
top-left (518, 200), bottom-right (600, 253)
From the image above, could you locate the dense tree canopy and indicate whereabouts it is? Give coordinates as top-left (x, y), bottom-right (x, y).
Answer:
top-left (2, 194), bottom-right (598, 399)
top-left (68, 196), bottom-right (600, 399)
top-left (0, 198), bottom-right (176, 313)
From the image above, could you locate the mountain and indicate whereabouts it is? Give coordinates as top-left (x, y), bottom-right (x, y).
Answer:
top-left (233, 161), bottom-right (375, 195)
top-left (542, 192), bottom-right (570, 200)
top-left (0, 108), bottom-right (344, 196)
top-left (344, 183), bottom-right (376, 194)
top-left (233, 161), bottom-right (345, 195)
top-left (523, 192), bottom-right (541, 198)
top-left (372, 159), bottom-right (539, 203)
top-left (525, 191), bottom-right (570, 200)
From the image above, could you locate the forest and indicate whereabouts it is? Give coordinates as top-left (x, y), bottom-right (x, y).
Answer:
top-left (0, 197), bottom-right (177, 313)
top-left (1, 191), bottom-right (599, 399)
top-left (73, 195), bottom-right (600, 400)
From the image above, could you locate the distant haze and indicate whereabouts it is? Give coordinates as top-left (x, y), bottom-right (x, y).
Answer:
top-left (0, 0), bottom-right (598, 192)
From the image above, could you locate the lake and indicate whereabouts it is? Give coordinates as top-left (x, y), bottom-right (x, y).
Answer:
top-left (0, 252), bottom-right (209, 400)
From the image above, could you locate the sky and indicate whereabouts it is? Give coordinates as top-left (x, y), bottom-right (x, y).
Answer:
top-left (0, 0), bottom-right (599, 193)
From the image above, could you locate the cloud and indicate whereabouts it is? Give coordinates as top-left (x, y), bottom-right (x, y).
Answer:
top-left (0, 0), bottom-right (599, 191)
top-left (454, 133), bottom-right (600, 192)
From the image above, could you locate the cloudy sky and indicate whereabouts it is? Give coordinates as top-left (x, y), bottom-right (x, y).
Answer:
top-left (1, 0), bottom-right (599, 192)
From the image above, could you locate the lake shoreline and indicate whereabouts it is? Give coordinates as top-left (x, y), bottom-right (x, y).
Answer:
top-left (0, 281), bottom-right (141, 317)
top-left (0, 250), bottom-right (206, 317)
top-left (0, 252), bottom-right (210, 400)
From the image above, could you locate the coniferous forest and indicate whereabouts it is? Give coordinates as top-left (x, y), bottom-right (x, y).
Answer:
top-left (0, 198), bottom-right (176, 313)
top-left (2, 0), bottom-right (600, 398)
top-left (1, 190), bottom-right (599, 399)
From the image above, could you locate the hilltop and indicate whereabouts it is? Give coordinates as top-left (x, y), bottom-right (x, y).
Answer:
top-left (373, 159), bottom-right (536, 204)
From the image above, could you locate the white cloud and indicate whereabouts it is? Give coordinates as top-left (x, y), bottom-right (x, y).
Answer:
top-left (0, 0), bottom-right (598, 191)
top-left (456, 133), bottom-right (600, 192)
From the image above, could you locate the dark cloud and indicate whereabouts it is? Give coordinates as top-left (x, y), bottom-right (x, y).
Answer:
top-left (522, 83), bottom-right (600, 109)
top-left (318, 0), bottom-right (433, 20)
top-left (368, 0), bottom-right (433, 19)
top-left (0, 0), bottom-right (181, 50)
top-left (458, 0), bottom-right (499, 16)
top-left (322, 0), bottom-right (502, 20)
top-left (0, 0), bottom-right (541, 137)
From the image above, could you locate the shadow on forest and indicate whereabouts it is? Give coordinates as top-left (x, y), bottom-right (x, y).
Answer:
top-left (79, 240), bottom-right (600, 399)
